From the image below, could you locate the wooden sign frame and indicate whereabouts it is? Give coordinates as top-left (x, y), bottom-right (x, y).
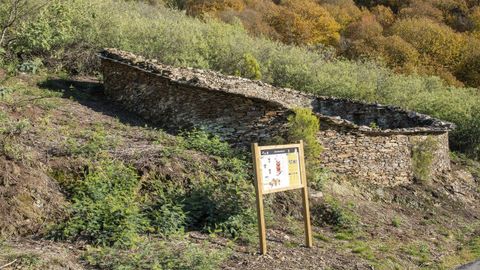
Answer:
top-left (252, 140), bottom-right (312, 255)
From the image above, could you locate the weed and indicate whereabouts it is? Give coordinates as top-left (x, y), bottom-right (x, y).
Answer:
top-left (391, 217), bottom-right (402, 228)
top-left (0, 87), bottom-right (13, 100)
top-left (369, 122), bottom-right (379, 129)
top-left (0, 118), bottom-right (30, 136)
top-left (401, 242), bottom-right (431, 266)
top-left (313, 232), bottom-right (330, 242)
top-left (3, 252), bottom-right (43, 270)
top-left (83, 239), bottom-right (229, 270)
top-left (181, 129), bottom-right (233, 158)
top-left (17, 58), bottom-right (43, 74)
top-left (349, 241), bottom-right (376, 261)
top-left (412, 136), bottom-right (438, 183)
top-left (311, 196), bottom-right (358, 231)
top-left (65, 124), bottom-right (118, 157)
top-left (287, 108), bottom-right (322, 161)
top-left (334, 231), bottom-right (357, 240)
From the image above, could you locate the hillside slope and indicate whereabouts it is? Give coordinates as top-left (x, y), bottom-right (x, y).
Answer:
top-left (0, 74), bottom-right (479, 269)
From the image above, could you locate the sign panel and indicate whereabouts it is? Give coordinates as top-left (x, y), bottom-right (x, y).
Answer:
top-left (252, 141), bottom-right (312, 255)
top-left (259, 147), bottom-right (302, 193)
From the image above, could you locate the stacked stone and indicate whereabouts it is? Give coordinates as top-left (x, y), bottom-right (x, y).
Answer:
top-left (99, 49), bottom-right (455, 187)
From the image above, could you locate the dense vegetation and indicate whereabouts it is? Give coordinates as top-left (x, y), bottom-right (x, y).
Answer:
top-left (177, 0), bottom-right (480, 88)
top-left (1, 0), bottom-right (479, 160)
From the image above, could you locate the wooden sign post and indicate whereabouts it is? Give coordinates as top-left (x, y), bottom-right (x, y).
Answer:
top-left (252, 140), bottom-right (312, 255)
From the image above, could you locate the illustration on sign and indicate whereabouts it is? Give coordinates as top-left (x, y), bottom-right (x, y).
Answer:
top-left (260, 147), bottom-right (302, 192)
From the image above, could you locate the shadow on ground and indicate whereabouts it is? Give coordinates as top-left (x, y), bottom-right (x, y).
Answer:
top-left (38, 78), bottom-right (164, 130)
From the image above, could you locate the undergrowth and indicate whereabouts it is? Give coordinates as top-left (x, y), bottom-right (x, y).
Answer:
top-left (83, 239), bottom-right (229, 270)
top-left (412, 136), bottom-right (438, 183)
top-left (51, 129), bottom-right (258, 252)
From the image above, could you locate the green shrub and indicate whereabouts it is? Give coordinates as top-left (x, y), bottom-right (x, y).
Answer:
top-left (391, 216), bottom-right (402, 227)
top-left (234, 53), bottom-right (262, 80)
top-left (412, 136), bottom-right (438, 183)
top-left (287, 108), bottom-right (322, 161)
top-left (182, 173), bottom-right (256, 242)
top-left (140, 177), bottom-right (187, 237)
top-left (12, 1), bottom-right (74, 54)
top-left (308, 167), bottom-right (331, 191)
top-left (180, 129), bottom-right (232, 158)
top-left (17, 58), bottom-right (43, 74)
top-left (52, 158), bottom-right (146, 247)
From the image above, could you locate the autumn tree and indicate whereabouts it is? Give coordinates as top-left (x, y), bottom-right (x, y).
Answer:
top-left (371, 5), bottom-right (395, 27)
top-left (398, 1), bottom-right (444, 22)
top-left (319, 0), bottom-right (364, 29)
top-left (269, 0), bottom-right (341, 46)
top-left (470, 6), bottom-right (480, 32)
top-left (391, 18), bottom-right (466, 70)
top-left (217, 0), bottom-right (280, 39)
top-left (186, 0), bottom-right (245, 17)
top-left (378, 35), bottom-right (420, 70)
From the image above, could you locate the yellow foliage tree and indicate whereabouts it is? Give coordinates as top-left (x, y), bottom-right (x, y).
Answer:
top-left (470, 6), bottom-right (480, 32)
top-left (344, 14), bottom-right (383, 41)
top-left (378, 35), bottom-right (420, 70)
top-left (320, 0), bottom-right (364, 29)
top-left (391, 18), bottom-right (466, 70)
top-left (371, 5), bottom-right (395, 27)
top-left (269, 0), bottom-right (341, 46)
top-left (398, 1), bottom-right (444, 22)
top-left (186, 0), bottom-right (245, 17)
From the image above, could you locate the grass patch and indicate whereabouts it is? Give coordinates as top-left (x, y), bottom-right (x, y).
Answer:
top-left (334, 230), bottom-right (357, 241)
top-left (439, 236), bottom-right (480, 269)
top-left (312, 195), bottom-right (359, 231)
top-left (65, 124), bottom-right (120, 157)
top-left (349, 241), bottom-right (376, 262)
top-left (401, 242), bottom-right (432, 266)
top-left (83, 239), bottom-right (229, 270)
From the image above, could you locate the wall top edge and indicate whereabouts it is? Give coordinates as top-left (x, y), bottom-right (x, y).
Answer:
top-left (98, 48), bottom-right (456, 134)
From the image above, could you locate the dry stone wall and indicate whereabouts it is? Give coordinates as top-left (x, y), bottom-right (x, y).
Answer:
top-left (99, 49), bottom-right (455, 186)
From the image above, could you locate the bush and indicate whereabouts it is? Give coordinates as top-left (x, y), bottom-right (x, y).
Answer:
top-left (287, 108), bottom-right (322, 161)
top-left (311, 195), bottom-right (358, 230)
top-left (181, 129), bottom-right (233, 158)
top-left (412, 136), bottom-right (438, 183)
top-left (12, 1), bottom-right (74, 55)
top-left (234, 52), bottom-right (261, 80)
top-left (139, 173), bottom-right (187, 237)
top-left (52, 158), bottom-right (146, 247)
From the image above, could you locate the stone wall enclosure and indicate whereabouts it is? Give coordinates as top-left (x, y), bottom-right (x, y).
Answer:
top-left (99, 49), bottom-right (455, 186)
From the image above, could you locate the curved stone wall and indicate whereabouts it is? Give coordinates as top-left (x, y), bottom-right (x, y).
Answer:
top-left (99, 49), bottom-right (455, 186)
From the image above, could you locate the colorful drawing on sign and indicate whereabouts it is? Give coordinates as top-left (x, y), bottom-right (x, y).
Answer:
top-left (260, 148), bottom-right (301, 192)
